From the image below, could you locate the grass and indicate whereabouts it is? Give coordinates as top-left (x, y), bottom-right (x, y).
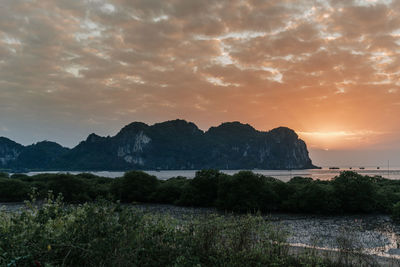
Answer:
top-left (0, 192), bottom-right (398, 266)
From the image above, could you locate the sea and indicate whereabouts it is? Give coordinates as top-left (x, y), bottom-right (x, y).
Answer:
top-left (24, 167), bottom-right (400, 182)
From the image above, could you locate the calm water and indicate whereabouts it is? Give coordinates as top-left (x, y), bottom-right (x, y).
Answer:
top-left (25, 167), bottom-right (400, 182)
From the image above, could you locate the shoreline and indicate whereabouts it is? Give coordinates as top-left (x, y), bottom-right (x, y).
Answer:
top-left (288, 244), bottom-right (400, 266)
top-left (6, 167), bottom-right (400, 181)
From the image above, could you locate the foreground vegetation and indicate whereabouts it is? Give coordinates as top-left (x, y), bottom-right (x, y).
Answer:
top-left (1, 170), bottom-right (400, 216)
top-left (2, 171), bottom-right (400, 266)
top-left (0, 194), bottom-right (386, 267)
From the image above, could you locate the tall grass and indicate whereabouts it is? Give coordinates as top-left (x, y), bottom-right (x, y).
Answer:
top-left (0, 192), bottom-right (326, 266)
top-left (0, 192), bottom-right (394, 266)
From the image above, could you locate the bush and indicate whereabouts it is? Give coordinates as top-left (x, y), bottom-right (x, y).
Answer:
top-left (46, 174), bottom-right (91, 202)
top-left (288, 176), bottom-right (313, 184)
top-left (112, 171), bottom-right (159, 203)
top-left (10, 173), bottom-right (28, 179)
top-left (0, 178), bottom-right (30, 201)
top-left (0, 195), bottom-right (336, 267)
top-left (153, 176), bottom-right (187, 204)
top-left (217, 171), bottom-right (277, 213)
top-left (283, 182), bottom-right (339, 214)
top-left (332, 171), bottom-right (377, 213)
top-left (0, 170), bottom-right (399, 215)
top-left (178, 169), bottom-right (224, 206)
top-left (392, 201), bottom-right (400, 222)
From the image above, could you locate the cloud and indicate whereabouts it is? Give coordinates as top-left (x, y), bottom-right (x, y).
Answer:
top-left (0, 0), bottom-right (399, 149)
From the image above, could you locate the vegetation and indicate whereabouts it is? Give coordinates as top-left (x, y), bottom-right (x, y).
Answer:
top-left (0, 194), bottom-right (379, 267)
top-left (392, 201), bottom-right (400, 222)
top-left (1, 170), bottom-right (400, 216)
top-left (1, 171), bottom-right (400, 266)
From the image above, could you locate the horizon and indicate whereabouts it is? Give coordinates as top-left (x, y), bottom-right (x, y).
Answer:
top-left (1, 0), bottom-right (400, 166)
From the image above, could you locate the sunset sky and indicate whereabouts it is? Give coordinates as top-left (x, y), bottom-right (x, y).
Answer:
top-left (1, 0), bottom-right (400, 166)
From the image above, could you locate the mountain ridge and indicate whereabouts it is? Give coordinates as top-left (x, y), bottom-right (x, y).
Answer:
top-left (0, 120), bottom-right (318, 171)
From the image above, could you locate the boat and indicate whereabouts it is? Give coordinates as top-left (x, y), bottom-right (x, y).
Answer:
top-left (329, 167), bottom-right (340, 169)
top-left (377, 167), bottom-right (380, 169)
top-left (359, 167), bottom-right (365, 170)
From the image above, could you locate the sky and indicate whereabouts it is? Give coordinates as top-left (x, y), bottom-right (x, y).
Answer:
top-left (1, 0), bottom-right (400, 166)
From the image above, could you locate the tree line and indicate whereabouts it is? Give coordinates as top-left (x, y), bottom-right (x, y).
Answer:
top-left (1, 170), bottom-right (400, 216)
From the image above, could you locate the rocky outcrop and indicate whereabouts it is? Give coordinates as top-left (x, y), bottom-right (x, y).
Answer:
top-left (202, 123), bottom-right (314, 169)
top-left (0, 139), bottom-right (69, 170)
top-left (0, 137), bottom-right (24, 167)
top-left (0, 120), bottom-right (317, 170)
top-left (14, 141), bottom-right (69, 169)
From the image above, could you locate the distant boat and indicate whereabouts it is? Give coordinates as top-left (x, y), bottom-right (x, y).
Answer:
top-left (377, 167), bottom-right (380, 169)
top-left (329, 167), bottom-right (340, 169)
top-left (359, 167), bottom-right (365, 170)
top-left (349, 167), bottom-right (353, 170)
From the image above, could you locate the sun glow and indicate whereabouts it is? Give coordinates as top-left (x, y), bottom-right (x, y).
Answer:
top-left (298, 130), bottom-right (387, 150)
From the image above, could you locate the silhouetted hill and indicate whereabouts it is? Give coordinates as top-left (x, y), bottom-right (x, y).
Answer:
top-left (0, 120), bottom-right (317, 170)
top-left (15, 141), bottom-right (69, 169)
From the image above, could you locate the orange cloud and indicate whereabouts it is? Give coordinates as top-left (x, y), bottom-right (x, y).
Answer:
top-left (0, 0), bottom-right (399, 153)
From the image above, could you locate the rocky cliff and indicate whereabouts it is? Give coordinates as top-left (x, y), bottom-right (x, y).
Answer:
top-left (0, 139), bottom-right (69, 170)
top-left (0, 137), bottom-right (24, 166)
top-left (0, 120), bottom-right (317, 170)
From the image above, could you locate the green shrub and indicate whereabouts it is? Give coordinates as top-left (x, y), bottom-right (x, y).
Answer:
top-left (10, 173), bottom-right (28, 179)
top-left (283, 182), bottom-right (339, 214)
top-left (112, 171), bottom-right (159, 202)
top-left (217, 171), bottom-right (277, 212)
top-left (46, 174), bottom-right (91, 202)
top-left (0, 194), bottom-right (336, 267)
top-left (0, 178), bottom-right (30, 201)
top-left (178, 169), bottom-right (224, 206)
top-left (0, 170), bottom-right (399, 216)
top-left (392, 201), bottom-right (400, 222)
top-left (288, 176), bottom-right (313, 184)
top-left (153, 176), bottom-right (187, 204)
top-left (332, 171), bottom-right (377, 213)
